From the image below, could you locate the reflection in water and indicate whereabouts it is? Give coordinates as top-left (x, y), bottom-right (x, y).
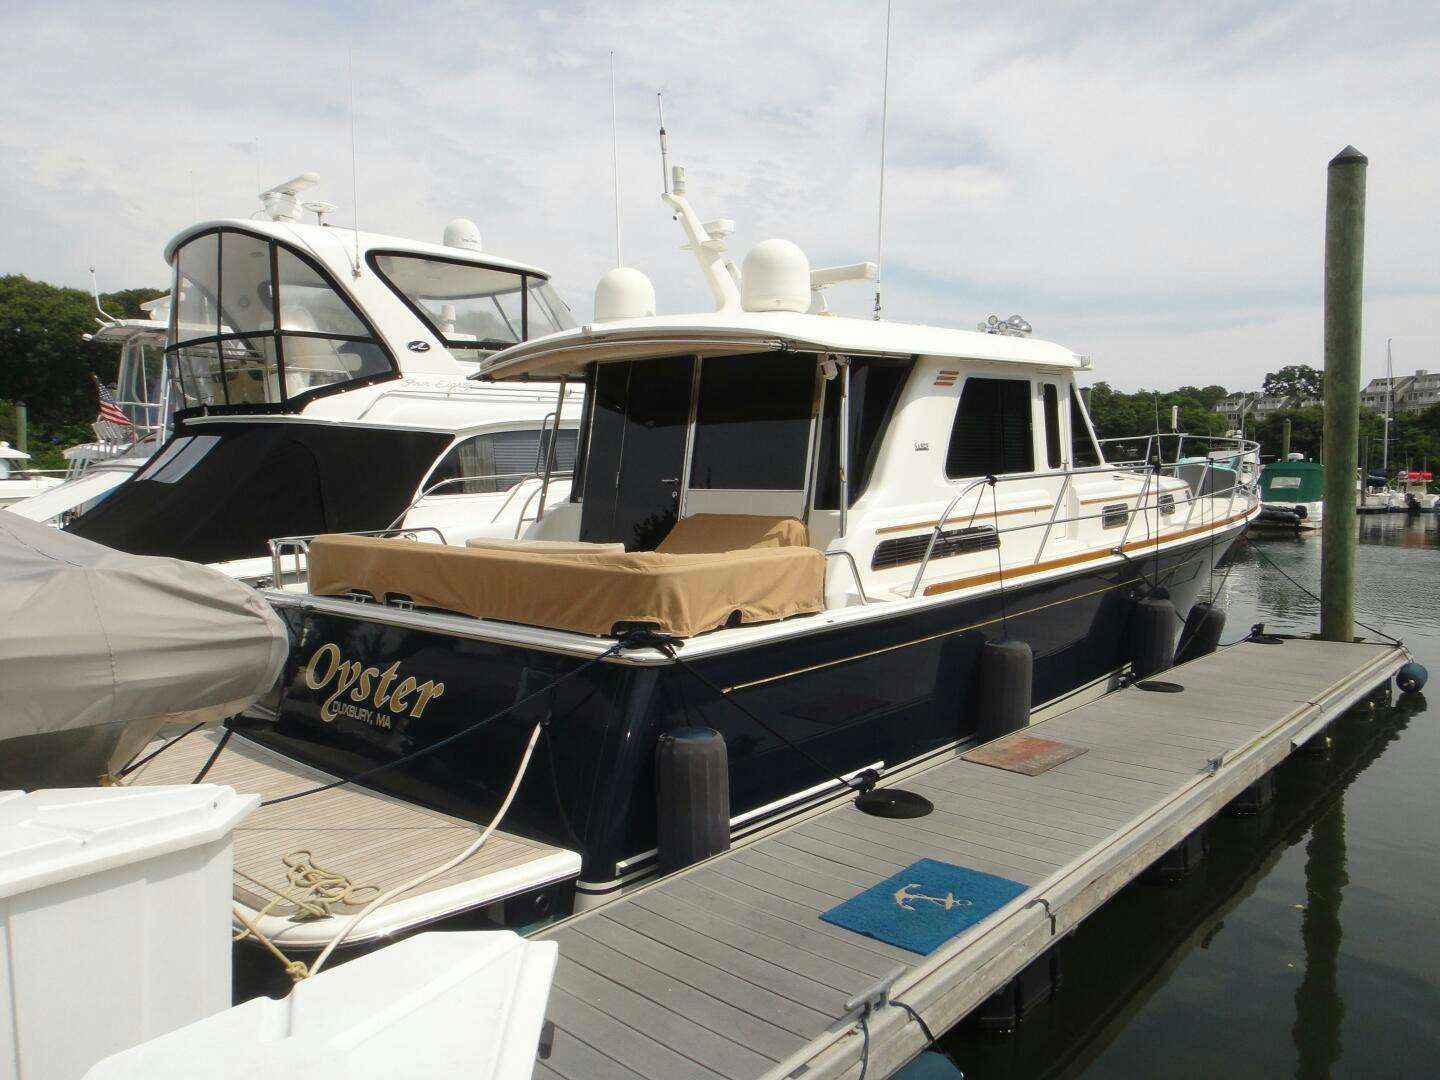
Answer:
top-left (1293, 792), bottom-right (1345, 1080)
top-left (941, 514), bottom-right (1440, 1079)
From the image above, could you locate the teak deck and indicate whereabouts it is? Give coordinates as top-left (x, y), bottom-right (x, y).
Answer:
top-left (130, 730), bottom-right (579, 947)
top-left (533, 636), bottom-right (1406, 1080)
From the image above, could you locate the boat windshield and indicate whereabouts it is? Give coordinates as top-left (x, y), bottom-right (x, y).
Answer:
top-left (168, 229), bottom-right (395, 411)
top-left (370, 253), bottom-right (575, 353)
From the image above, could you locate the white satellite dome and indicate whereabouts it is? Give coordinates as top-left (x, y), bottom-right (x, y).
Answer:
top-left (740, 239), bottom-right (810, 313)
top-left (442, 218), bottom-right (482, 251)
top-left (594, 268), bottom-right (657, 322)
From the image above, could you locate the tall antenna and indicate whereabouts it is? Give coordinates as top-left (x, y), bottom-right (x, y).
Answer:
top-left (347, 44), bottom-right (362, 277)
top-left (657, 91), bottom-right (670, 195)
top-left (610, 51), bottom-right (623, 266)
top-left (873, 0), bottom-right (894, 321)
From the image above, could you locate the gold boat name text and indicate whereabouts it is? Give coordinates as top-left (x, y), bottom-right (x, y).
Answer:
top-left (303, 643), bottom-right (446, 724)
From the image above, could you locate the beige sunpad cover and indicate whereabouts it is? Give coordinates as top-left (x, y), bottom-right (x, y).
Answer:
top-left (656, 514), bottom-right (809, 554)
top-left (307, 534), bottom-right (825, 638)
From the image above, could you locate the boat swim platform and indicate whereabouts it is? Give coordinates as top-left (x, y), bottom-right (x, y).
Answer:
top-left (127, 730), bottom-right (580, 950)
top-left (532, 636), bottom-right (1407, 1080)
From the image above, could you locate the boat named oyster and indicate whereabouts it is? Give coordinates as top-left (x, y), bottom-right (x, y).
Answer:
top-left (235, 169), bottom-right (1260, 922)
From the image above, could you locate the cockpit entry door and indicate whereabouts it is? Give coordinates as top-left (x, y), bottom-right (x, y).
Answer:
top-left (579, 356), bottom-right (696, 550)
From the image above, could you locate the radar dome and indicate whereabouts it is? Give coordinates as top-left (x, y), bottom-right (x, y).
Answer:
top-left (741, 239), bottom-right (811, 313)
top-left (594, 268), bottom-right (656, 322)
top-left (443, 218), bottom-right (482, 251)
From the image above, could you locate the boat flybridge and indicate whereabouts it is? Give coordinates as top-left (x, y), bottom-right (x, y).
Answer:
top-left (62, 172), bottom-right (583, 580)
top-left (227, 167), bottom-right (1259, 935)
top-left (6, 297), bottom-right (173, 526)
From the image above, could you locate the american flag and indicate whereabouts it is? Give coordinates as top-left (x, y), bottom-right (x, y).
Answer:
top-left (92, 374), bottom-right (132, 428)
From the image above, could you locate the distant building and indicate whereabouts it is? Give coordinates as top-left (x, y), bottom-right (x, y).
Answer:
top-left (1360, 372), bottom-right (1417, 413)
top-left (1211, 392), bottom-right (1254, 424)
top-left (1397, 370), bottom-right (1440, 415)
top-left (1253, 394), bottom-right (1295, 417)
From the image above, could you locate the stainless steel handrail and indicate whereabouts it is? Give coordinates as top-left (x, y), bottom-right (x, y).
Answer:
top-left (823, 549), bottom-right (871, 605)
top-left (386, 468), bottom-right (570, 531)
top-left (904, 437), bottom-right (1260, 597)
top-left (268, 526), bottom-right (448, 587)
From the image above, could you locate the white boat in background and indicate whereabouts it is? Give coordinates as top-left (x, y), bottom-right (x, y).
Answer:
top-left (60, 172), bottom-right (585, 582)
top-left (0, 442), bottom-right (62, 507)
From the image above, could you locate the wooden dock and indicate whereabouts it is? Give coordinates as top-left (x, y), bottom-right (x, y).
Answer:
top-left (532, 636), bottom-right (1406, 1080)
top-left (130, 730), bottom-right (580, 948)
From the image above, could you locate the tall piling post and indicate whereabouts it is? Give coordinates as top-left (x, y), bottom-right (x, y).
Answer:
top-left (14, 403), bottom-right (27, 454)
top-left (1320, 146), bottom-right (1366, 643)
top-left (1281, 417), bottom-right (1292, 460)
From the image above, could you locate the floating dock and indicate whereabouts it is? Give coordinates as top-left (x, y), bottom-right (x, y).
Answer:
top-left (532, 636), bottom-right (1406, 1080)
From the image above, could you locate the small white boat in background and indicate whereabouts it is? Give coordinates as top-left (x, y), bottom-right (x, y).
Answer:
top-left (0, 442), bottom-right (62, 508)
top-left (6, 298), bottom-right (173, 526)
top-left (0, 511), bottom-right (288, 789)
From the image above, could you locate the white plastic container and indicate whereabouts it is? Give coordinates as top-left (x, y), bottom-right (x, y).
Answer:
top-left (0, 785), bottom-right (257, 1080)
top-left (85, 931), bottom-right (559, 1080)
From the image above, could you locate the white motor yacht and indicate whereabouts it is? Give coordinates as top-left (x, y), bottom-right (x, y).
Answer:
top-left (225, 167), bottom-right (1259, 929)
top-left (62, 173), bottom-right (585, 582)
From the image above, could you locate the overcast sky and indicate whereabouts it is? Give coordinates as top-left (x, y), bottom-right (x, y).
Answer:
top-left (2, 0), bottom-right (1436, 391)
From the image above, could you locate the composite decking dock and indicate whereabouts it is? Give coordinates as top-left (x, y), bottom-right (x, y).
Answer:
top-left (533, 636), bottom-right (1407, 1080)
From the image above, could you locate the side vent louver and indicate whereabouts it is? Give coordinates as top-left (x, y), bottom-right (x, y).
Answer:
top-left (872, 526), bottom-right (999, 571)
top-left (1101, 503), bottom-right (1129, 529)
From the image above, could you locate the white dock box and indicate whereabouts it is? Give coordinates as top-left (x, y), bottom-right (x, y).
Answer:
top-left (0, 785), bottom-right (257, 1080)
top-left (85, 930), bottom-right (559, 1080)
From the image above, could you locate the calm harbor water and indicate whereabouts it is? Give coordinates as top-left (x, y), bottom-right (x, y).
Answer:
top-left (942, 514), bottom-right (1440, 1079)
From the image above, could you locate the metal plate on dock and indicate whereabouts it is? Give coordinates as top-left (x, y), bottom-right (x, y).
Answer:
top-left (961, 733), bottom-right (1088, 775)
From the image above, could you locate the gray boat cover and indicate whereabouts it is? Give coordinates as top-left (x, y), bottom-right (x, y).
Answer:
top-left (0, 511), bottom-right (288, 786)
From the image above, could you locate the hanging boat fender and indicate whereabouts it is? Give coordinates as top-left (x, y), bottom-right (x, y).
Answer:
top-left (656, 726), bottom-right (731, 873)
top-left (975, 639), bottom-right (1033, 743)
top-left (1396, 661), bottom-right (1428, 695)
top-left (1129, 590), bottom-right (1177, 680)
top-left (1175, 601), bottom-right (1226, 665)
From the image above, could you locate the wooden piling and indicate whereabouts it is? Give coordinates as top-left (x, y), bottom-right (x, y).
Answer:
top-left (1281, 417), bottom-right (1292, 460)
top-left (1320, 146), bottom-right (1367, 643)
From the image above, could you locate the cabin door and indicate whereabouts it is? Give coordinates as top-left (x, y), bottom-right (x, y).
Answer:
top-left (579, 356), bottom-right (696, 550)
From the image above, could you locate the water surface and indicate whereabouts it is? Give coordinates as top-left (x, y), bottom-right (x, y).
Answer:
top-left (942, 515), bottom-right (1440, 1079)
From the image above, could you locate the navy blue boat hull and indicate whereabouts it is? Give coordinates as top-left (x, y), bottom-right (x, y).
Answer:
top-left (242, 525), bottom-right (1240, 900)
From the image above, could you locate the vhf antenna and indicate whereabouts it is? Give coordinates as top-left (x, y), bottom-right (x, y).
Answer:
top-left (873, 0), bottom-right (894, 321)
top-left (610, 51), bottom-right (623, 266)
top-left (657, 91), bottom-right (670, 195)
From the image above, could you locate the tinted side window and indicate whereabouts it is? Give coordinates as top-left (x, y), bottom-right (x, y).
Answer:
top-left (813, 359), bottom-right (913, 509)
top-left (689, 353), bottom-right (815, 490)
top-left (1070, 388), bottom-right (1102, 467)
top-left (945, 377), bottom-right (1034, 478)
top-left (1043, 384), bottom-right (1062, 469)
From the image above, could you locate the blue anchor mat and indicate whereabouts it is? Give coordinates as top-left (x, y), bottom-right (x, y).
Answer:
top-left (820, 857), bottom-right (1029, 955)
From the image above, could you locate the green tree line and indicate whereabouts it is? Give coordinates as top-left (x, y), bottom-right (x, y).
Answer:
top-left (1085, 367), bottom-right (1440, 476)
top-left (0, 275), bottom-right (166, 468)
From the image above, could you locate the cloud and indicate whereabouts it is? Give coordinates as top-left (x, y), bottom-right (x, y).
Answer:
top-left (1, 0), bottom-right (1436, 391)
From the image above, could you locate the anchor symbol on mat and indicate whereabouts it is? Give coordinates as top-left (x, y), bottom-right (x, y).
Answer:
top-left (894, 882), bottom-right (974, 912)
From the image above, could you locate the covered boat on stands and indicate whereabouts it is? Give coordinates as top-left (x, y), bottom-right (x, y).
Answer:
top-left (0, 512), bottom-right (287, 789)
top-left (225, 169), bottom-right (1260, 929)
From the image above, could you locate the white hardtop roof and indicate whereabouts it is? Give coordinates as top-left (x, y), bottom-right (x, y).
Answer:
top-left (479, 311), bottom-right (1083, 381)
top-left (163, 219), bottom-right (551, 279)
top-left (88, 318), bottom-right (168, 344)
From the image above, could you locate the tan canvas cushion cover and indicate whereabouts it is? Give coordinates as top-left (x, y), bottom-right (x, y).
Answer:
top-left (307, 534), bottom-right (824, 638)
top-left (464, 537), bottom-right (625, 554)
top-left (655, 514), bottom-right (810, 555)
